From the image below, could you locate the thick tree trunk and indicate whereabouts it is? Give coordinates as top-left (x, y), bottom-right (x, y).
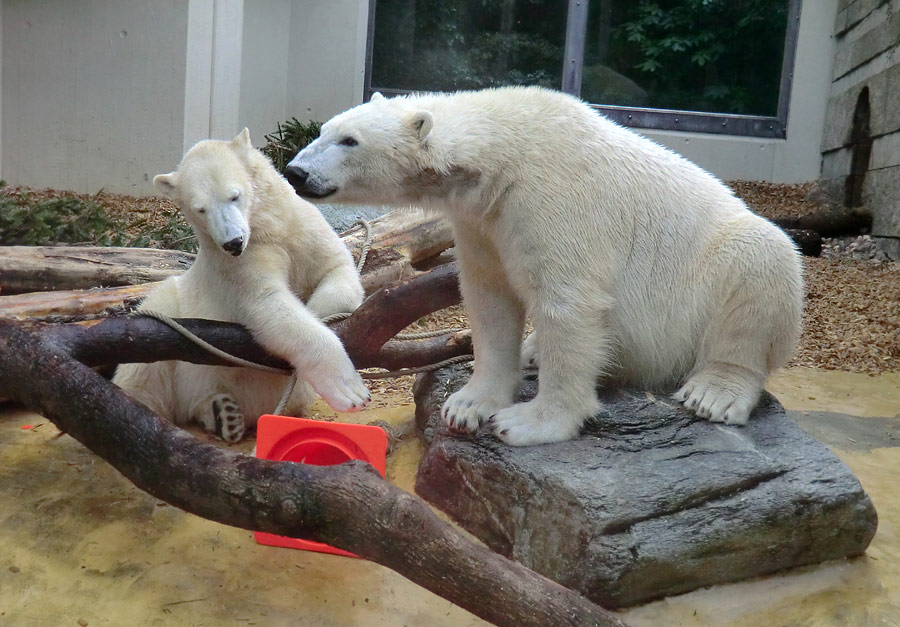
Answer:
top-left (0, 263), bottom-right (626, 627)
top-left (51, 263), bottom-right (470, 372)
top-left (0, 282), bottom-right (157, 321)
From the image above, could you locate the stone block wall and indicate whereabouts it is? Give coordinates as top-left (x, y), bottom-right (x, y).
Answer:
top-left (821, 0), bottom-right (900, 253)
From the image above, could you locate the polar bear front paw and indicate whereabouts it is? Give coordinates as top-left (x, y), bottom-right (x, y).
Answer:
top-left (306, 358), bottom-right (370, 413)
top-left (674, 376), bottom-right (759, 426)
top-left (197, 393), bottom-right (246, 443)
top-left (491, 400), bottom-right (585, 446)
top-left (441, 386), bottom-right (512, 433)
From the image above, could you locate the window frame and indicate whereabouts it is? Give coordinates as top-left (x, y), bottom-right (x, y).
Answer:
top-left (364, 0), bottom-right (802, 139)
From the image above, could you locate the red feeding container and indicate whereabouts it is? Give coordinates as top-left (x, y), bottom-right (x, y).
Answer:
top-left (253, 414), bottom-right (388, 557)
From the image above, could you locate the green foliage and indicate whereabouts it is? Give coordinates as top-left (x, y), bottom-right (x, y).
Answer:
top-left (0, 189), bottom-right (125, 247)
top-left (605, 0), bottom-right (788, 115)
top-left (370, 0), bottom-right (789, 117)
top-left (0, 188), bottom-right (196, 252)
top-left (371, 0), bottom-right (565, 92)
top-left (261, 118), bottom-right (322, 173)
top-left (119, 209), bottom-right (197, 253)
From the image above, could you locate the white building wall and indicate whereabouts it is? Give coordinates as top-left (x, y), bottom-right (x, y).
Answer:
top-left (1, 0), bottom-right (189, 194)
top-left (238, 0), bottom-right (291, 147)
top-left (285, 0), bottom-right (369, 123)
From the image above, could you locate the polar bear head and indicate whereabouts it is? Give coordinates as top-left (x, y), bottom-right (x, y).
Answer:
top-left (153, 129), bottom-right (256, 256)
top-left (284, 93), bottom-right (434, 204)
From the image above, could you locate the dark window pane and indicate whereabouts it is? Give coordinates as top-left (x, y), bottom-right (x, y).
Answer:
top-left (581, 0), bottom-right (789, 116)
top-left (371, 0), bottom-right (568, 92)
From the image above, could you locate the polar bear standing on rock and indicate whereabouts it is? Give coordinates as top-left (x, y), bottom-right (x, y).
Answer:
top-left (285, 87), bottom-right (803, 447)
top-left (114, 129), bottom-right (369, 442)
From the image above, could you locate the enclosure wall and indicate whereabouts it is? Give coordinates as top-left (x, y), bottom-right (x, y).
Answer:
top-left (820, 0), bottom-right (900, 249)
top-left (0, 0), bottom-right (840, 194)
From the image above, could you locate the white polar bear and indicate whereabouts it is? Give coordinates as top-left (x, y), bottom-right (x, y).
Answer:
top-left (113, 129), bottom-right (369, 442)
top-left (284, 86), bottom-right (803, 447)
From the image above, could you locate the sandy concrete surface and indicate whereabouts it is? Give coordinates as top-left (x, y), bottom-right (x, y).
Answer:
top-left (1, 369), bottom-right (898, 626)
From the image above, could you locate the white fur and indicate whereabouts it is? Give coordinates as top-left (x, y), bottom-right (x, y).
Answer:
top-left (114, 129), bottom-right (369, 442)
top-left (287, 87), bottom-right (803, 446)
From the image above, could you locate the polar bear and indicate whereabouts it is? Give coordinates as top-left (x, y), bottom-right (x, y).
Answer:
top-left (284, 86), bottom-right (803, 447)
top-left (113, 129), bottom-right (369, 442)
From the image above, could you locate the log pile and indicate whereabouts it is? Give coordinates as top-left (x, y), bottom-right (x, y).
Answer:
top-left (0, 210), bottom-right (454, 321)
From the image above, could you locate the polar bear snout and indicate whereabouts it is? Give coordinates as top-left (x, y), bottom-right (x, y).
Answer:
top-left (285, 164), bottom-right (337, 199)
top-left (222, 236), bottom-right (244, 256)
top-left (284, 164), bottom-right (308, 189)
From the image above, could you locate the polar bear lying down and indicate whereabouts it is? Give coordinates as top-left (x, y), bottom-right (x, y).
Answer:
top-left (114, 129), bottom-right (369, 442)
top-left (285, 86), bottom-right (803, 447)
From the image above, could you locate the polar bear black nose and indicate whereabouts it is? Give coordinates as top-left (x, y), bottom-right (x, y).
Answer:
top-left (284, 165), bottom-right (309, 190)
top-left (223, 236), bottom-right (244, 256)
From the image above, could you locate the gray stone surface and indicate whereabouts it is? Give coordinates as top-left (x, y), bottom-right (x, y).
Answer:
top-left (413, 365), bottom-right (878, 609)
top-left (316, 203), bottom-right (389, 233)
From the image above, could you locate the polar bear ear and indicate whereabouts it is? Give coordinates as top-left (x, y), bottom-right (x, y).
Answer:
top-left (370, 92), bottom-right (384, 102)
top-left (410, 110), bottom-right (433, 142)
top-left (153, 172), bottom-right (178, 197)
top-left (232, 127), bottom-right (252, 149)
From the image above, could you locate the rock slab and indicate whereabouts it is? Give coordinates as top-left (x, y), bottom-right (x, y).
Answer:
top-left (413, 365), bottom-right (878, 609)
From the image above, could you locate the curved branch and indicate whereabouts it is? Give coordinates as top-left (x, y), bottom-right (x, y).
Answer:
top-left (0, 318), bottom-right (626, 627)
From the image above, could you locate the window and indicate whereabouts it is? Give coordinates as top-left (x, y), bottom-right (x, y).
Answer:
top-left (365, 0), bottom-right (801, 138)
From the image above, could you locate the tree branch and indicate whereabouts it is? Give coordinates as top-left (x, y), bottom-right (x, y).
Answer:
top-left (0, 263), bottom-right (627, 627)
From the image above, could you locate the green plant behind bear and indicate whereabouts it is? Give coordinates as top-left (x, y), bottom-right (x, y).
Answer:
top-left (0, 189), bottom-right (125, 247)
top-left (261, 118), bottom-right (322, 173)
top-left (0, 188), bottom-right (197, 252)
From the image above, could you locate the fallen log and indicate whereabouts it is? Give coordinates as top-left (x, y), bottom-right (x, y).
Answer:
top-left (0, 263), bottom-right (626, 627)
top-left (0, 246), bottom-right (194, 295)
top-left (771, 207), bottom-right (872, 238)
top-left (0, 210), bottom-right (454, 321)
top-left (784, 228), bottom-right (822, 257)
top-left (0, 209), bottom-right (453, 297)
top-left (0, 283), bottom-right (157, 321)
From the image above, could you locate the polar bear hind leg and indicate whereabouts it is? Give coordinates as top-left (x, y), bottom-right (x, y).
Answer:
top-left (675, 232), bottom-right (801, 426)
top-left (192, 392), bottom-right (246, 443)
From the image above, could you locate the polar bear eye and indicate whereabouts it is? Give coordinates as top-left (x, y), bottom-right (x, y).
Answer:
top-left (339, 136), bottom-right (358, 147)
top-left (229, 192), bottom-right (240, 202)
top-left (196, 207), bottom-right (206, 214)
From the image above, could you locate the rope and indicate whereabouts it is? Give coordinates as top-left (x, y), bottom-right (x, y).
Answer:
top-left (135, 218), bottom-right (473, 416)
top-left (350, 218), bottom-right (373, 273)
top-left (360, 354), bottom-right (473, 379)
top-left (137, 310), bottom-right (290, 375)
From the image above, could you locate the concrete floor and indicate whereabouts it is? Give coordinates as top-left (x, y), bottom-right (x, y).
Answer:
top-left (1, 369), bottom-right (898, 627)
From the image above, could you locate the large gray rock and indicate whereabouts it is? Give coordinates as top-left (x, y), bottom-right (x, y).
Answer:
top-left (413, 365), bottom-right (878, 609)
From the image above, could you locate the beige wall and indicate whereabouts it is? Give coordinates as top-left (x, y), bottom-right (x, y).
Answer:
top-left (285, 0), bottom-right (369, 123)
top-left (1, 0), bottom-right (189, 194)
